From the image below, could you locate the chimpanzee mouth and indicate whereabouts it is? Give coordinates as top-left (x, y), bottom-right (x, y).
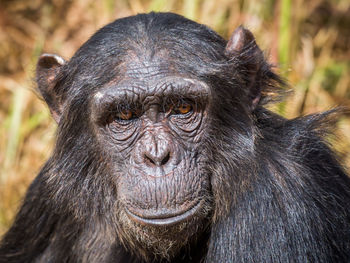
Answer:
top-left (126, 201), bottom-right (202, 226)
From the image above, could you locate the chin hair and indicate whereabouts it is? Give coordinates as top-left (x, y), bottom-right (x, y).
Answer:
top-left (116, 204), bottom-right (211, 261)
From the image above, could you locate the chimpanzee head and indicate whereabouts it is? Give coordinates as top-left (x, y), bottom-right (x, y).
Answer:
top-left (35, 12), bottom-right (271, 260)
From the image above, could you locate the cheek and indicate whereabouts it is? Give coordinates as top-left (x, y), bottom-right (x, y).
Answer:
top-left (94, 125), bottom-right (138, 159)
top-left (168, 112), bottom-right (207, 144)
top-left (108, 123), bottom-right (139, 148)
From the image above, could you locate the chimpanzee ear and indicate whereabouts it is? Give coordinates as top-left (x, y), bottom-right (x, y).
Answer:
top-left (225, 26), bottom-right (263, 110)
top-left (36, 54), bottom-right (66, 123)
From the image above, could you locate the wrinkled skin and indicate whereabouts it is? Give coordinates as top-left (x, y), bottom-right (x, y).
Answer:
top-left (88, 45), bottom-right (215, 258)
top-left (1, 12), bottom-right (350, 263)
top-left (93, 74), bottom-right (213, 257)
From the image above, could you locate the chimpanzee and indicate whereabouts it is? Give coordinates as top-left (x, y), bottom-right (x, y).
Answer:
top-left (0, 12), bottom-right (349, 263)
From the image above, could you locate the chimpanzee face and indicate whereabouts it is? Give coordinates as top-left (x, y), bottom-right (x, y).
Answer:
top-left (33, 13), bottom-right (254, 260)
top-left (89, 56), bottom-right (213, 257)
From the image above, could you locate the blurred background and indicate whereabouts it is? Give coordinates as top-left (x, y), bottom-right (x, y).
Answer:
top-left (0, 0), bottom-right (349, 236)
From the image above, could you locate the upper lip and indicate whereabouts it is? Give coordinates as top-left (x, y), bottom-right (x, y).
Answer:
top-left (126, 201), bottom-right (201, 226)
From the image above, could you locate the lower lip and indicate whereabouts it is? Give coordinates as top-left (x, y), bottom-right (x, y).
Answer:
top-left (126, 201), bottom-right (201, 226)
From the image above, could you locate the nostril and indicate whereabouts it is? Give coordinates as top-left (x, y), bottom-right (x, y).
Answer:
top-left (161, 152), bottom-right (170, 166)
top-left (144, 151), bottom-right (171, 166)
top-left (144, 154), bottom-right (156, 166)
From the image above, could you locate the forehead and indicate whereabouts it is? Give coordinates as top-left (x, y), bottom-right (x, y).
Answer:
top-left (99, 48), bottom-right (199, 92)
top-left (88, 43), bottom-right (212, 107)
top-left (118, 47), bottom-right (176, 80)
top-left (94, 76), bottom-right (209, 103)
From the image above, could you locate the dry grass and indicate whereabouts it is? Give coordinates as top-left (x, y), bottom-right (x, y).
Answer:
top-left (0, 0), bottom-right (349, 235)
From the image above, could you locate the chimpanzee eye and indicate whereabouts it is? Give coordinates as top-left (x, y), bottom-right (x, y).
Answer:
top-left (115, 107), bottom-right (142, 122)
top-left (172, 101), bottom-right (193, 115)
top-left (116, 110), bottom-right (133, 121)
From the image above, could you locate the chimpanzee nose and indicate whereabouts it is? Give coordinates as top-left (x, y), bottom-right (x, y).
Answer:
top-left (144, 150), bottom-right (171, 167)
top-left (137, 127), bottom-right (177, 170)
top-left (141, 130), bottom-right (174, 168)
